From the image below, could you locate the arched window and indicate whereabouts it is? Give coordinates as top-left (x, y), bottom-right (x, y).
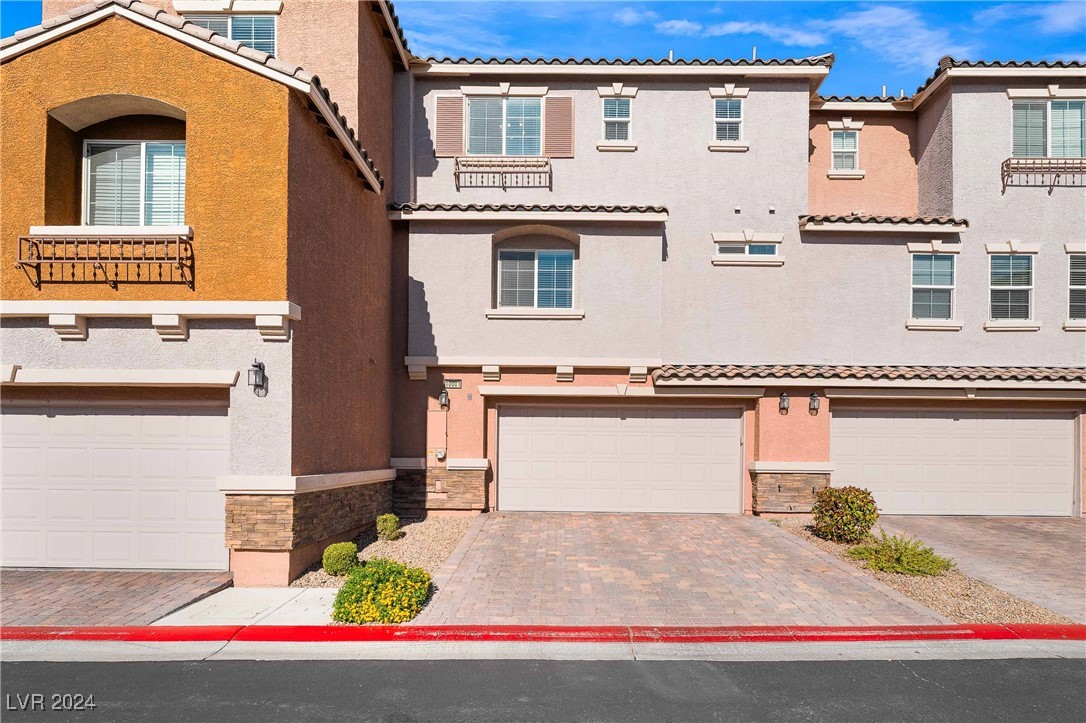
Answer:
top-left (492, 226), bottom-right (579, 310)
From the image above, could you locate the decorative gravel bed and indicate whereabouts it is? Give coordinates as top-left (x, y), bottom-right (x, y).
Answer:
top-left (291, 515), bottom-right (475, 588)
top-left (769, 514), bottom-right (1076, 625)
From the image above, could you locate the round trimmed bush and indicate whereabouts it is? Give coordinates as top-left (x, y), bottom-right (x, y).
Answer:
top-left (332, 557), bottom-right (431, 624)
top-left (322, 541), bottom-right (360, 576)
top-left (811, 486), bottom-right (879, 543)
top-left (376, 513), bottom-right (403, 541)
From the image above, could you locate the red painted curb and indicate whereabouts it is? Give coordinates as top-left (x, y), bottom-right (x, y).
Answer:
top-left (2, 623), bottom-right (1083, 644)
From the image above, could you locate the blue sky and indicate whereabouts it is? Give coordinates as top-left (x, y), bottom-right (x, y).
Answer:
top-left (2, 1), bottom-right (1084, 95)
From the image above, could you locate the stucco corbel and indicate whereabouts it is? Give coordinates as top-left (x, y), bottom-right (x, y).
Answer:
top-left (255, 314), bottom-right (290, 340)
top-left (482, 365), bottom-right (501, 382)
top-left (556, 365), bottom-right (574, 382)
top-left (407, 364), bottom-right (428, 381)
top-left (628, 366), bottom-right (648, 384)
top-left (152, 314), bottom-right (188, 341)
top-left (48, 314), bottom-right (87, 341)
top-left (827, 117), bottom-right (865, 130)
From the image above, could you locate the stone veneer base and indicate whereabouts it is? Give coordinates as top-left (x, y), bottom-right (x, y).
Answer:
top-left (752, 471), bottom-right (831, 513)
top-left (394, 468), bottom-right (487, 516)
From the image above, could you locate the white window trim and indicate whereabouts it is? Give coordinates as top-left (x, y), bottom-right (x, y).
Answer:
top-left (599, 96), bottom-right (633, 150)
top-left (175, 2), bottom-right (283, 12)
top-left (908, 253), bottom-right (958, 330)
top-left (496, 248), bottom-right (575, 311)
top-left (1068, 253), bottom-right (1086, 330)
top-left (711, 231), bottom-right (784, 266)
top-left (710, 97), bottom-right (747, 152)
top-left (1011, 98), bottom-right (1086, 158)
top-left (184, 13), bottom-right (278, 55)
top-left (987, 254), bottom-right (1037, 330)
top-left (81, 139), bottom-right (186, 227)
top-left (828, 128), bottom-right (863, 178)
top-left (465, 96), bottom-right (545, 157)
top-left (596, 84), bottom-right (638, 98)
top-left (1007, 85), bottom-right (1086, 100)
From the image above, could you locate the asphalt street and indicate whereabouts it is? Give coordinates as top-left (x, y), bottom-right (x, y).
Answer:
top-left (2, 658), bottom-right (1084, 722)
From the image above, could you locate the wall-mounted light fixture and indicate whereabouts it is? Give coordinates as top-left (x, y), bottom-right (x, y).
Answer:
top-left (809, 392), bottom-right (821, 414)
top-left (438, 390), bottom-right (450, 409)
top-left (248, 359), bottom-right (265, 393)
top-left (778, 392), bottom-right (790, 414)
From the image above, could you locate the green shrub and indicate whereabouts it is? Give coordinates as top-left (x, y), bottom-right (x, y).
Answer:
top-left (322, 541), bottom-right (360, 576)
top-left (811, 486), bottom-right (879, 543)
top-left (847, 531), bottom-right (955, 576)
top-left (376, 513), bottom-right (403, 541)
top-left (331, 557), bottom-right (431, 624)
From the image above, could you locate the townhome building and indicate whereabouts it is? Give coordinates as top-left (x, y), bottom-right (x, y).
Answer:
top-left (391, 56), bottom-right (1086, 520)
top-left (2, 0), bottom-right (1084, 588)
top-left (1, 0), bottom-right (408, 585)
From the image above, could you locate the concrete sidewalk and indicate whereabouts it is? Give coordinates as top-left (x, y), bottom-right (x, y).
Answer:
top-left (152, 588), bottom-right (336, 626)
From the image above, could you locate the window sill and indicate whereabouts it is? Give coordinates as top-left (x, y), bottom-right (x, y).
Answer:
top-left (486, 308), bottom-right (585, 320)
top-left (906, 320), bottom-right (962, 331)
top-left (596, 142), bottom-right (637, 152)
top-left (826, 170), bottom-right (866, 180)
top-left (984, 320), bottom-right (1041, 332)
top-left (712, 256), bottom-right (784, 266)
top-left (1063, 320), bottom-right (1086, 331)
top-left (708, 143), bottom-right (749, 153)
top-left (29, 225), bottom-right (192, 237)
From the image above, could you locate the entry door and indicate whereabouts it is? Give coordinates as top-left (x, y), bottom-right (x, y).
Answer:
top-left (498, 406), bottom-right (743, 513)
top-left (1, 403), bottom-right (230, 569)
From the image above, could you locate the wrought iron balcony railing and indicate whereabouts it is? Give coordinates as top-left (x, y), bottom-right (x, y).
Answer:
top-left (454, 156), bottom-right (552, 189)
top-left (1001, 157), bottom-right (1086, 194)
top-left (16, 232), bottom-right (194, 289)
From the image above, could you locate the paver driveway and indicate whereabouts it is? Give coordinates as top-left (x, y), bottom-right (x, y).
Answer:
top-left (879, 516), bottom-right (1086, 623)
top-left (414, 513), bottom-right (948, 626)
top-left (0, 569), bottom-right (232, 626)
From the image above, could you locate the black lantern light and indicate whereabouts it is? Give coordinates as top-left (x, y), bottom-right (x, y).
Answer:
top-left (248, 359), bottom-right (266, 392)
top-left (809, 393), bottom-right (821, 414)
top-left (778, 392), bottom-right (790, 413)
top-left (438, 390), bottom-right (450, 409)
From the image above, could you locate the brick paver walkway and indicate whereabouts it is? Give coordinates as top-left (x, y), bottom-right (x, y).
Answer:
top-left (414, 513), bottom-right (948, 626)
top-left (879, 516), bottom-right (1086, 623)
top-left (0, 570), bottom-right (232, 627)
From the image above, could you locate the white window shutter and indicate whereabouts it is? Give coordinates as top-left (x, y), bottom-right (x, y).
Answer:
top-left (435, 96), bottom-right (465, 157)
top-left (544, 96), bottom-right (574, 158)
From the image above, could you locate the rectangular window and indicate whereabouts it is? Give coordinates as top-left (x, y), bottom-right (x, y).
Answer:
top-left (84, 141), bottom-right (186, 226)
top-left (1013, 102), bottom-right (1047, 157)
top-left (467, 97), bottom-right (541, 156)
top-left (716, 243), bottom-right (777, 256)
top-left (185, 15), bottom-right (276, 55)
top-left (498, 249), bottom-right (573, 309)
top-left (714, 99), bottom-right (742, 142)
top-left (832, 130), bottom-right (859, 170)
top-left (1051, 100), bottom-right (1086, 158)
top-left (603, 98), bottom-right (631, 141)
top-left (990, 255), bottom-right (1033, 320)
top-left (1070, 254), bottom-right (1086, 320)
top-left (911, 254), bottom-right (954, 320)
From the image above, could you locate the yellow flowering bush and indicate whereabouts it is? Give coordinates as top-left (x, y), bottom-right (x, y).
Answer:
top-left (331, 557), bottom-right (431, 624)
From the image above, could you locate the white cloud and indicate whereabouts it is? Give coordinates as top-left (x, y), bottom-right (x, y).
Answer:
top-left (819, 5), bottom-right (977, 68)
top-left (655, 19), bottom-right (704, 37)
top-left (614, 7), bottom-right (659, 27)
top-left (703, 21), bottom-right (825, 47)
top-left (397, 2), bottom-right (539, 58)
top-left (975, 1), bottom-right (1086, 35)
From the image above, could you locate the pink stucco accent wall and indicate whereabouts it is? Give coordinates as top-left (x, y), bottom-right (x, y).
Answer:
top-left (808, 111), bottom-right (919, 216)
top-left (754, 389), bottom-right (832, 463)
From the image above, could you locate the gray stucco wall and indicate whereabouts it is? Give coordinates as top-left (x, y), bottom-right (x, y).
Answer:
top-left (916, 86), bottom-right (954, 217)
top-left (0, 320), bottom-right (293, 475)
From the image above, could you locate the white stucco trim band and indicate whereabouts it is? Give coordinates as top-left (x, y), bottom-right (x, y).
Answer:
top-left (485, 308), bottom-right (585, 320)
top-left (29, 225), bottom-right (192, 237)
top-left (1063, 320), bottom-right (1086, 331)
top-left (0, 301), bottom-right (301, 318)
top-left (388, 210), bottom-right (669, 222)
top-left (826, 170), bottom-right (866, 179)
top-left (749, 462), bottom-right (834, 474)
top-left (658, 376), bottom-right (1083, 391)
top-left (217, 468), bottom-right (397, 495)
top-left (3, 368), bottom-right (240, 387)
top-left (1006, 85), bottom-right (1086, 100)
top-left (478, 385), bottom-right (766, 398)
top-left (446, 458), bottom-right (490, 471)
top-left (984, 320), bottom-right (1042, 332)
top-left (708, 143), bottom-right (749, 153)
top-left (712, 256), bottom-right (785, 266)
top-left (906, 320), bottom-right (963, 331)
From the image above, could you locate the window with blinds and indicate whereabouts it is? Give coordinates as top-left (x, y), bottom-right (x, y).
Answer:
top-left (832, 130), bottom-right (859, 170)
top-left (1013, 102), bottom-right (1048, 157)
top-left (467, 97), bottom-right (542, 156)
top-left (1070, 255), bottom-right (1086, 320)
top-left (498, 249), bottom-right (573, 309)
top-left (714, 99), bottom-right (742, 141)
top-left (185, 14), bottom-right (276, 55)
top-left (990, 255), bottom-right (1033, 320)
top-left (603, 98), bottom-right (631, 141)
top-left (1051, 100), bottom-right (1085, 158)
top-left (717, 243), bottom-right (777, 256)
top-left (84, 141), bottom-right (186, 226)
top-left (911, 254), bottom-right (954, 320)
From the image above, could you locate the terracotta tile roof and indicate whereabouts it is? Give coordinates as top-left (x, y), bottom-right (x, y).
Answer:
top-left (420, 54), bottom-right (835, 68)
top-left (817, 95), bottom-right (906, 103)
top-left (915, 56), bottom-right (1086, 95)
top-left (2, 0), bottom-right (384, 189)
top-left (654, 365), bottom-right (1086, 384)
top-left (799, 214), bottom-right (968, 228)
top-left (390, 203), bottom-right (668, 214)
top-left (381, 0), bottom-right (412, 58)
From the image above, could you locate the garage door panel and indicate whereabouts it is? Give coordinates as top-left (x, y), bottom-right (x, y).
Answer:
top-left (832, 408), bottom-right (1074, 516)
top-left (499, 406), bottom-right (741, 513)
top-left (1, 404), bottom-right (229, 569)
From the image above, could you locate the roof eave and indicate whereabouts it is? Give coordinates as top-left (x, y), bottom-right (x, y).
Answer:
top-left (798, 220), bottom-right (967, 233)
top-left (653, 376), bottom-right (1086, 392)
top-left (388, 209), bottom-right (669, 222)
top-left (410, 62), bottom-right (831, 80)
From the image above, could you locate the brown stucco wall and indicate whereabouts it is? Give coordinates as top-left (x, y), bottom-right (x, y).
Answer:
top-left (808, 111), bottom-right (919, 216)
top-left (1, 16), bottom-right (290, 300)
top-left (286, 91), bottom-right (392, 475)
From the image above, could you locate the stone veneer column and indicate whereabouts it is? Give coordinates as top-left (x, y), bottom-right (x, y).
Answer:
top-left (393, 468), bottom-right (487, 515)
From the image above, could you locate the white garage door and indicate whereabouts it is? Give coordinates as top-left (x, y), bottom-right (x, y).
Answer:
top-left (1, 403), bottom-right (230, 569)
top-left (832, 409), bottom-right (1076, 516)
top-left (498, 406), bottom-right (743, 513)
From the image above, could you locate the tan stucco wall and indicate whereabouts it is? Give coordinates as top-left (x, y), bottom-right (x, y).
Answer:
top-left (808, 111), bottom-right (919, 216)
top-left (1, 15), bottom-right (290, 300)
